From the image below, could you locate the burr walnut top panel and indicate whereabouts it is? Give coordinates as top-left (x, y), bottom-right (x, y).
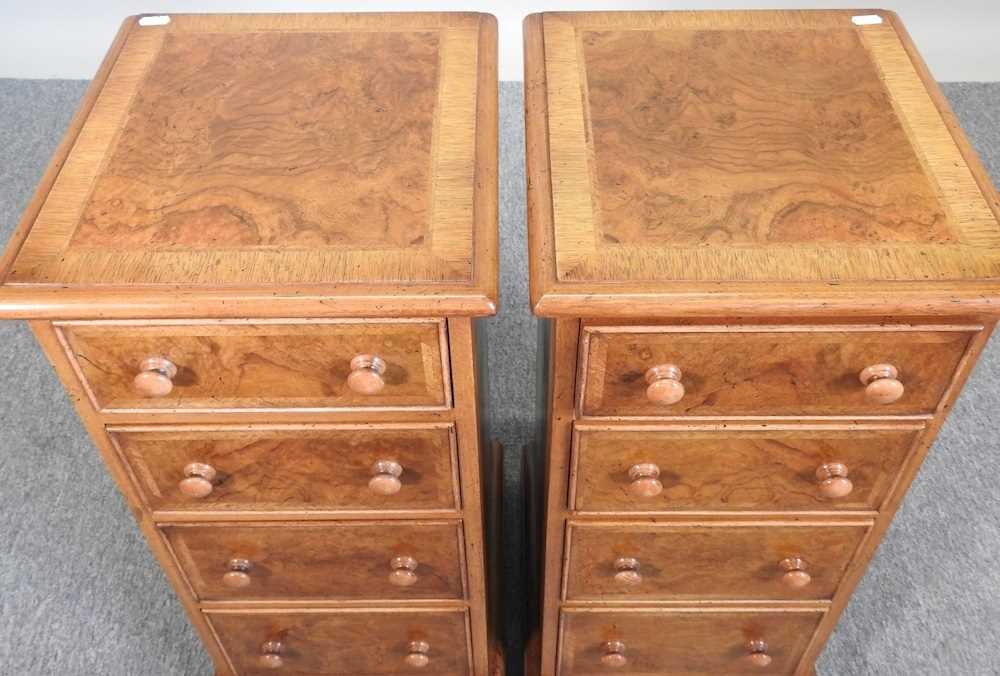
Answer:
top-left (0, 13), bottom-right (498, 318)
top-left (525, 10), bottom-right (1000, 317)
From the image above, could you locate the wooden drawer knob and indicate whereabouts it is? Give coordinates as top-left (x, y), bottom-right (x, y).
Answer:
top-left (347, 354), bottom-right (387, 395)
top-left (779, 557), bottom-right (811, 588)
top-left (404, 640), bottom-right (431, 668)
top-left (179, 462), bottom-right (217, 498)
top-left (369, 460), bottom-right (403, 495)
top-left (389, 555), bottom-right (419, 587)
top-left (133, 356), bottom-right (177, 398)
top-left (613, 557), bottom-right (642, 586)
top-left (745, 640), bottom-right (772, 668)
top-left (816, 462), bottom-right (853, 499)
top-left (628, 463), bottom-right (663, 498)
top-left (259, 640), bottom-right (285, 669)
top-left (222, 558), bottom-right (252, 589)
top-left (644, 364), bottom-right (684, 405)
top-left (859, 363), bottom-right (904, 404)
top-left (600, 640), bottom-right (627, 668)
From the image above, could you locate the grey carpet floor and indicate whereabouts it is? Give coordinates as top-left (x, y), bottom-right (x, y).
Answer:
top-left (0, 79), bottom-right (998, 676)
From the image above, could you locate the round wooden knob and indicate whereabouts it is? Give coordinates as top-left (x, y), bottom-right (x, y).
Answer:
top-left (746, 640), bottom-right (772, 668)
top-left (347, 354), bottom-right (387, 395)
top-left (369, 460), bottom-right (403, 495)
top-left (644, 364), bottom-right (684, 405)
top-left (133, 356), bottom-right (177, 398)
top-left (389, 555), bottom-right (419, 587)
top-left (222, 558), bottom-right (251, 589)
top-left (600, 640), bottom-right (627, 668)
top-left (859, 363), bottom-right (904, 404)
top-left (816, 462), bottom-right (853, 499)
top-left (259, 640), bottom-right (284, 669)
top-left (179, 462), bottom-right (217, 498)
top-left (405, 640), bottom-right (430, 668)
top-left (628, 463), bottom-right (663, 498)
top-left (613, 557), bottom-right (642, 586)
top-left (779, 557), bottom-right (811, 589)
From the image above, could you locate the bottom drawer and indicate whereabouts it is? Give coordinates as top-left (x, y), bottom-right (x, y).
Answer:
top-left (559, 608), bottom-right (823, 675)
top-left (209, 608), bottom-right (471, 675)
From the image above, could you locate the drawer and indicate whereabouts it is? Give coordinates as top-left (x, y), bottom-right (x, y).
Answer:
top-left (570, 424), bottom-right (921, 513)
top-left (564, 521), bottom-right (869, 601)
top-left (208, 608), bottom-right (471, 675)
top-left (57, 320), bottom-right (449, 411)
top-left (112, 424), bottom-right (459, 515)
top-left (164, 522), bottom-right (465, 602)
top-left (559, 608), bottom-right (823, 675)
top-left (578, 325), bottom-right (975, 417)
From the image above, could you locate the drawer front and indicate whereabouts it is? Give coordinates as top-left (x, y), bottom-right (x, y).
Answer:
top-left (579, 326), bottom-right (974, 417)
top-left (164, 522), bottom-right (465, 602)
top-left (571, 424), bottom-right (920, 513)
top-left (559, 608), bottom-right (823, 675)
top-left (113, 425), bottom-right (459, 514)
top-left (59, 320), bottom-right (449, 411)
top-left (565, 522), bottom-right (869, 601)
top-left (209, 609), bottom-right (471, 675)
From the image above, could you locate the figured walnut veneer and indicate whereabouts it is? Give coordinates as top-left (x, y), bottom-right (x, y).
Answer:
top-left (59, 320), bottom-right (449, 411)
top-left (112, 425), bottom-right (460, 515)
top-left (527, 10), bottom-right (1000, 318)
top-left (584, 28), bottom-right (950, 248)
top-left (570, 425), bottom-right (920, 513)
top-left (564, 521), bottom-right (869, 602)
top-left (164, 521), bottom-right (466, 602)
top-left (74, 31), bottom-right (440, 252)
top-left (558, 609), bottom-right (823, 676)
top-left (208, 608), bottom-right (472, 675)
top-left (4, 13), bottom-right (494, 299)
top-left (579, 325), bottom-right (973, 417)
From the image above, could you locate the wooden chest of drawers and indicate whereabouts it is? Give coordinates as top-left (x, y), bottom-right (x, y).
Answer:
top-left (524, 9), bottom-right (1000, 676)
top-left (0, 12), bottom-right (500, 676)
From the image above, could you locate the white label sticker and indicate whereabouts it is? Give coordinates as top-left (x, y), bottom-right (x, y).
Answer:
top-left (851, 14), bottom-right (884, 26)
top-left (138, 15), bottom-right (171, 26)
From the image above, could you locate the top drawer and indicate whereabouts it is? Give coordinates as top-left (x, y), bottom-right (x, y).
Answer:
top-left (57, 320), bottom-right (450, 412)
top-left (579, 325), bottom-right (976, 418)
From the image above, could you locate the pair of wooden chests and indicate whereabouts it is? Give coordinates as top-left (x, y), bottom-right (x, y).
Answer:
top-left (2, 10), bottom-right (999, 676)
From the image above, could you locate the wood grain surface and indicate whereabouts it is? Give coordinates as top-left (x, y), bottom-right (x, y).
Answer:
top-left (580, 326), bottom-right (973, 417)
top-left (58, 320), bottom-right (449, 411)
top-left (208, 607), bottom-right (471, 675)
top-left (583, 27), bottom-right (948, 248)
top-left (163, 521), bottom-right (466, 601)
top-left (72, 31), bottom-right (438, 253)
top-left (111, 424), bottom-right (459, 515)
top-left (558, 608), bottom-right (824, 675)
top-left (564, 521), bottom-right (869, 601)
top-left (570, 424), bottom-right (922, 513)
top-left (0, 12), bottom-right (499, 320)
top-left (524, 10), bottom-right (1000, 318)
